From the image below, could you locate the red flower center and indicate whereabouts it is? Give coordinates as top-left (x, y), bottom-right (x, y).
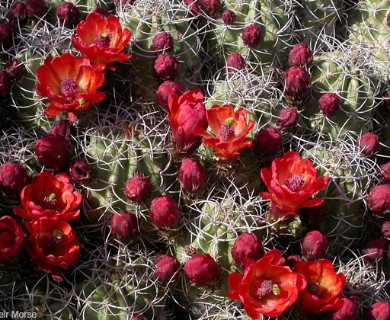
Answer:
top-left (307, 281), bottom-right (320, 296)
top-left (41, 193), bottom-right (57, 209)
top-left (41, 230), bottom-right (63, 255)
top-left (218, 119), bottom-right (235, 141)
top-left (285, 174), bottom-right (305, 192)
top-left (60, 79), bottom-right (78, 100)
top-left (256, 279), bottom-right (274, 299)
top-left (96, 33), bottom-right (111, 49)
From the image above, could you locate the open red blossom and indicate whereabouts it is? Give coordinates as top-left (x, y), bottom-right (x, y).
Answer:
top-left (24, 217), bottom-right (80, 282)
top-left (13, 171), bottom-right (81, 222)
top-left (0, 215), bottom-right (25, 263)
top-left (228, 249), bottom-right (306, 320)
top-left (71, 12), bottom-right (132, 71)
top-left (194, 105), bottom-right (254, 161)
top-left (167, 89), bottom-right (208, 155)
top-left (36, 53), bottom-right (105, 122)
top-left (260, 152), bottom-right (329, 216)
top-left (294, 259), bottom-right (346, 315)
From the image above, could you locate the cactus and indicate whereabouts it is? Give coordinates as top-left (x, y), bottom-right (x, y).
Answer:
top-left (117, 0), bottom-right (204, 102)
top-left (302, 46), bottom-right (379, 140)
top-left (203, 0), bottom-right (294, 75)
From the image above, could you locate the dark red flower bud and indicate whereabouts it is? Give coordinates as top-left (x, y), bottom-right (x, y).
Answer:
top-left (152, 32), bottom-right (174, 52)
top-left (93, 7), bottom-right (110, 17)
top-left (0, 22), bottom-right (16, 49)
top-left (387, 12), bottom-right (390, 28)
top-left (153, 53), bottom-right (179, 80)
top-left (284, 66), bottom-right (311, 97)
top-left (288, 43), bottom-right (313, 68)
top-left (26, 0), bottom-right (49, 20)
top-left (276, 107), bottom-right (299, 131)
top-left (3, 59), bottom-right (26, 82)
top-left (153, 254), bottom-right (180, 284)
top-left (50, 120), bottom-right (72, 139)
top-left (253, 128), bottom-right (283, 158)
top-left (7, 1), bottom-right (28, 25)
top-left (241, 24), bottom-right (262, 48)
top-left (222, 9), bottom-right (236, 25)
top-left (362, 237), bottom-right (387, 262)
top-left (34, 134), bottom-right (74, 171)
top-left (380, 162), bottom-right (390, 182)
top-left (301, 230), bottom-right (329, 260)
top-left (110, 211), bottom-right (139, 242)
top-left (0, 71), bottom-right (11, 99)
top-left (156, 80), bottom-right (184, 110)
top-left (384, 89), bottom-right (390, 112)
top-left (56, 2), bottom-right (80, 28)
top-left (367, 184), bottom-right (390, 217)
top-left (382, 221), bottom-right (390, 238)
top-left (177, 158), bottom-right (207, 197)
top-left (0, 162), bottom-right (31, 200)
top-left (200, 0), bottom-right (221, 17)
top-left (365, 301), bottom-right (390, 320)
top-left (183, 253), bottom-right (221, 286)
top-left (286, 255), bottom-right (303, 268)
top-left (358, 132), bottom-right (380, 157)
top-left (148, 195), bottom-right (182, 230)
top-left (68, 160), bottom-right (93, 185)
top-left (325, 297), bottom-right (358, 320)
top-left (226, 52), bottom-right (246, 74)
top-left (231, 233), bottom-right (264, 268)
top-left (124, 175), bottom-right (153, 203)
top-left (318, 93), bottom-right (340, 117)
top-left (185, 0), bottom-right (203, 17)
top-left (300, 204), bottom-right (327, 227)
top-left (131, 316), bottom-right (148, 320)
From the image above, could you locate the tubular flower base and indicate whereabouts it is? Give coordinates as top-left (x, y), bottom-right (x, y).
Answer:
top-left (36, 53), bottom-right (106, 122)
top-left (194, 104), bottom-right (254, 161)
top-left (71, 12), bottom-right (132, 71)
top-left (13, 171), bottom-right (82, 222)
top-left (260, 151), bottom-right (329, 217)
top-left (228, 249), bottom-right (306, 320)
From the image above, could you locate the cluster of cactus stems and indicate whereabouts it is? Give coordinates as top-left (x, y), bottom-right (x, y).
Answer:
top-left (0, 0), bottom-right (389, 319)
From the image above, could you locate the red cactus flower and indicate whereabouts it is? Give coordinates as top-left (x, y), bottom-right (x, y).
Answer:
top-left (228, 249), bottom-right (306, 319)
top-left (14, 171), bottom-right (82, 222)
top-left (226, 52), bottom-right (246, 74)
top-left (358, 132), bottom-right (380, 157)
top-left (0, 215), bottom-right (25, 263)
top-left (0, 162), bottom-right (31, 200)
top-left (325, 297), bottom-right (358, 320)
top-left (7, 1), bottom-right (28, 25)
top-left (72, 12), bottom-right (132, 71)
top-left (152, 32), bottom-right (173, 52)
top-left (194, 104), bottom-right (254, 161)
top-left (260, 151), bottom-right (329, 216)
top-left (56, 2), bottom-right (80, 28)
top-left (183, 253), bottom-right (222, 286)
top-left (34, 133), bottom-right (74, 171)
top-left (222, 9), bottom-right (236, 25)
top-left (318, 93), bottom-right (340, 117)
top-left (294, 259), bottom-right (346, 314)
top-left (148, 195), bottom-right (182, 230)
top-left (241, 24), bottom-right (262, 48)
top-left (68, 160), bottom-right (94, 185)
top-left (276, 107), bottom-right (299, 131)
top-left (367, 184), bottom-right (390, 217)
top-left (365, 301), bottom-right (390, 320)
top-left (153, 53), bottom-right (180, 80)
top-left (288, 43), bottom-right (313, 68)
top-left (124, 175), bottom-right (153, 203)
top-left (110, 211), bottom-right (139, 242)
top-left (177, 157), bottom-right (207, 197)
top-left (24, 217), bottom-right (80, 282)
top-left (301, 230), bottom-right (329, 260)
top-left (253, 128), bottom-right (283, 158)
top-left (231, 233), bottom-right (264, 268)
top-left (284, 66), bottom-right (311, 97)
top-left (153, 254), bottom-right (180, 284)
top-left (36, 53), bottom-right (106, 122)
top-left (167, 89), bottom-right (208, 154)
top-left (156, 80), bottom-right (185, 110)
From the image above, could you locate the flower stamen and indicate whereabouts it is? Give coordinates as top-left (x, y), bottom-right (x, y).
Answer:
top-left (285, 174), bottom-right (305, 192)
top-left (60, 79), bottom-right (78, 101)
top-left (96, 33), bottom-right (111, 49)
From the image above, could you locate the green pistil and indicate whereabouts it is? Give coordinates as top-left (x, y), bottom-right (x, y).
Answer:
top-left (224, 117), bottom-right (234, 126)
top-left (54, 230), bottom-right (63, 239)
top-left (48, 193), bottom-right (56, 202)
top-left (272, 284), bottom-right (280, 296)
